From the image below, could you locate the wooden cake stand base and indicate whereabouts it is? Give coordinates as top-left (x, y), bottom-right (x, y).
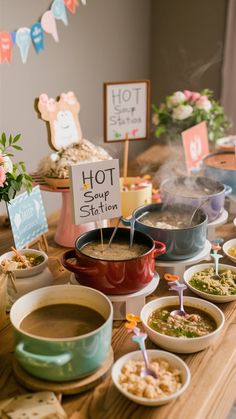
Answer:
top-left (13, 348), bottom-right (113, 395)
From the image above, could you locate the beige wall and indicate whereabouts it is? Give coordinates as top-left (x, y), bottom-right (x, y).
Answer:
top-left (0, 0), bottom-right (151, 214)
top-left (150, 0), bottom-right (228, 105)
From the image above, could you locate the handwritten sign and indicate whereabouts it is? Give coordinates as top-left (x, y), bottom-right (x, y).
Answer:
top-left (70, 159), bottom-right (121, 224)
top-left (182, 121), bottom-right (209, 173)
top-left (7, 186), bottom-right (48, 250)
top-left (104, 80), bottom-right (150, 142)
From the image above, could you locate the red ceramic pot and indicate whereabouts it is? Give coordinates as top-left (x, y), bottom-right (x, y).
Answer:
top-left (61, 227), bottom-right (166, 295)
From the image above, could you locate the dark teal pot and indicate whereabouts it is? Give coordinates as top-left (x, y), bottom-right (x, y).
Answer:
top-left (122, 203), bottom-right (208, 261)
top-left (10, 285), bottom-right (113, 382)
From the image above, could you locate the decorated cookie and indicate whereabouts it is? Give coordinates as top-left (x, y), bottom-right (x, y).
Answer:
top-left (38, 91), bottom-right (82, 150)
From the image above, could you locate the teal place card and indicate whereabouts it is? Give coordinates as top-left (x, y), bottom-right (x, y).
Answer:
top-left (7, 185), bottom-right (48, 250)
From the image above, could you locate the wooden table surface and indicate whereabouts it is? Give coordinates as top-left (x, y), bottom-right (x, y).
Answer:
top-left (0, 212), bottom-right (236, 419)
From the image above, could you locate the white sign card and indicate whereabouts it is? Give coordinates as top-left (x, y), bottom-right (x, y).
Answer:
top-left (7, 185), bottom-right (48, 250)
top-left (104, 80), bottom-right (150, 142)
top-left (70, 159), bottom-right (121, 224)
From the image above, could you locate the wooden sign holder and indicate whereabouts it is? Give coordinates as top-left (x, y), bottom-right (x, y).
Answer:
top-left (24, 233), bottom-right (49, 254)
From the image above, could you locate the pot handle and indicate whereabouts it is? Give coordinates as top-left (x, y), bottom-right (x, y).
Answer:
top-left (121, 216), bottom-right (133, 227)
top-left (15, 342), bottom-right (72, 367)
top-left (153, 240), bottom-right (166, 257)
top-left (61, 250), bottom-right (98, 275)
top-left (223, 184), bottom-right (232, 196)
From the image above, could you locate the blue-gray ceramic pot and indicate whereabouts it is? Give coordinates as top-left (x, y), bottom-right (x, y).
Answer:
top-left (160, 176), bottom-right (231, 222)
top-left (10, 285), bottom-right (113, 382)
top-left (203, 151), bottom-right (236, 194)
top-left (122, 203), bottom-right (208, 261)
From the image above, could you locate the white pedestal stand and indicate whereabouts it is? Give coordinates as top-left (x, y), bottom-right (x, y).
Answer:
top-left (207, 209), bottom-right (228, 241)
top-left (70, 273), bottom-right (159, 320)
top-left (157, 241), bottom-right (211, 279)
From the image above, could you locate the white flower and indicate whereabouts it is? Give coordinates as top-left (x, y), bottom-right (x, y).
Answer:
top-left (172, 104), bottom-right (193, 120)
top-left (152, 113), bottom-right (159, 126)
top-left (196, 97), bottom-right (212, 111)
top-left (2, 155), bottom-right (13, 173)
top-left (167, 91), bottom-right (186, 107)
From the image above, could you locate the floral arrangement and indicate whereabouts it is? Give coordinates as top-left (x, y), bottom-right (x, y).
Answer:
top-left (152, 89), bottom-right (231, 142)
top-left (0, 133), bottom-right (32, 203)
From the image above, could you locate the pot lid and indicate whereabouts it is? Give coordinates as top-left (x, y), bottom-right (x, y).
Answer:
top-left (204, 152), bottom-right (236, 171)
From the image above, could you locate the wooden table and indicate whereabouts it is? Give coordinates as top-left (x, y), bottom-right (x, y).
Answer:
top-left (0, 213), bottom-right (236, 419)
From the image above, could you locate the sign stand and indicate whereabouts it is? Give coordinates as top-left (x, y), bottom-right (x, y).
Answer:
top-left (123, 133), bottom-right (129, 181)
top-left (25, 233), bottom-right (49, 253)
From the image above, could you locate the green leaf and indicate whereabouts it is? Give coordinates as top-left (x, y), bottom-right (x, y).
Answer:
top-left (13, 134), bottom-right (21, 143)
top-left (9, 135), bottom-right (13, 145)
top-left (12, 145), bottom-right (23, 151)
top-left (1, 132), bottom-right (6, 147)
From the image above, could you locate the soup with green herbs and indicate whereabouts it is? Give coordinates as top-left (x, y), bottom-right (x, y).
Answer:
top-left (148, 305), bottom-right (217, 338)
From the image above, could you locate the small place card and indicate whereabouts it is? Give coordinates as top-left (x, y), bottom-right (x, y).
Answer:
top-left (182, 121), bottom-right (209, 173)
top-left (70, 159), bottom-right (121, 224)
top-left (104, 80), bottom-right (150, 142)
top-left (7, 186), bottom-right (48, 250)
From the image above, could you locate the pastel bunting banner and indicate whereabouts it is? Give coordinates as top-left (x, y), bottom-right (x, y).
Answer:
top-left (16, 27), bottom-right (31, 63)
top-left (31, 23), bottom-right (44, 53)
top-left (0, 0), bottom-right (86, 64)
top-left (0, 32), bottom-right (12, 63)
top-left (51, 0), bottom-right (68, 26)
top-left (64, 0), bottom-right (79, 14)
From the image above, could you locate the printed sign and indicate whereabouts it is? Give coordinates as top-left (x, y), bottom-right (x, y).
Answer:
top-left (7, 186), bottom-right (48, 250)
top-left (104, 80), bottom-right (150, 142)
top-left (182, 121), bottom-right (209, 173)
top-left (70, 159), bottom-right (121, 224)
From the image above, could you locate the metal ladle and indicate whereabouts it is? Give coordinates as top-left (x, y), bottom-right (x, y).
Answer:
top-left (189, 198), bottom-right (210, 226)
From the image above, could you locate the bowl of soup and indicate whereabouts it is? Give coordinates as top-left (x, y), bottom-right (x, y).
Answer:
top-left (140, 296), bottom-right (224, 353)
top-left (61, 228), bottom-right (166, 295)
top-left (0, 249), bottom-right (48, 278)
top-left (222, 239), bottom-right (236, 264)
top-left (122, 203), bottom-right (207, 261)
top-left (10, 284), bottom-right (113, 381)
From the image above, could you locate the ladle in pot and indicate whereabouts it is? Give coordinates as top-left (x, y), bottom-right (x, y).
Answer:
top-left (121, 211), bottom-right (149, 248)
top-left (188, 198), bottom-right (210, 226)
top-left (164, 273), bottom-right (188, 317)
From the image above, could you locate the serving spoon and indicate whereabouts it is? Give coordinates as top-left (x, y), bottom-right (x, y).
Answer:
top-left (164, 273), bottom-right (188, 316)
top-left (210, 243), bottom-right (223, 280)
top-left (188, 198), bottom-right (210, 226)
top-left (125, 315), bottom-right (157, 379)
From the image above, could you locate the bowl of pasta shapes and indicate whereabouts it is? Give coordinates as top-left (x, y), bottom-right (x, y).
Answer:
top-left (140, 296), bottom-right (224, 353)
top-left (183, 263), bottom-right (236, 303)
top-left (111, 349), bottom-right (191, 406)
top-left (222, 239), bottom-right (236, 264)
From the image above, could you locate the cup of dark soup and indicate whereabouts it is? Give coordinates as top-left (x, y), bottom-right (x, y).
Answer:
top-left (10, 284), bottom-right (113, 381)
top-left (61, 227), bottom-right (166, 295)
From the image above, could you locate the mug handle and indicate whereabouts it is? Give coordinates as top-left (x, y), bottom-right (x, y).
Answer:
top-left (16, 342), bottom-right (72, 367)
top-left (61, 250), bottom-right (98, 275)
top-left (153, 240), bottom-right (166, 257)
top-left (223, 184), bottom-right (232, 196)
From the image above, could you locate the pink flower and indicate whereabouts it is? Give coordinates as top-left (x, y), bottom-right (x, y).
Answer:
top-left (0, 153), bottom-right (4, 165)
top-left (196, 96), bottom-right (212, 111)
top-left (0, 166), bottom-right (6, 187)
top-left (184, 90), bottom-right (201, 101)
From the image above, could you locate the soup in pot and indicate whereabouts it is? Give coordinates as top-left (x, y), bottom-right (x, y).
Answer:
top-left (148, 305), bottom-right (217, 338)
top-left (140, 210), bottom-right (196, 229)
top-left (20, 304), bottom-right (105, 338)
top-left (80, 240), bottom-right (150, 260)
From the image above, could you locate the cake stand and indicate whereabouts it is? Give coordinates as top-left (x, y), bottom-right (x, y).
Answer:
top-left (32, 175), bottom-right (107, 247)
top-left (70, 273), bottom-right (159, 320)
top-left (207, 209), bottom-right (228, 241)
top-left (157, 240), bottom-right (211, 278)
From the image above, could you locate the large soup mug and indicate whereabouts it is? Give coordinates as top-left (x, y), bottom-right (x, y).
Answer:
top-left (61, 228), bottom-right (166, 295)
top-left (122, 203), bottom-right (208, 261)
top-left (10, 285), bottom-right (113, 382)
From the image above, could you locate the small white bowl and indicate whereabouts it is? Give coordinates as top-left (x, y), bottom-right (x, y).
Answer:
top-left (140, 296), bottom-right (224, 354)
top-left (111, 349), bottom-right (191, 406)
top-left (184, 263), bottom-right (236, 303)
top-left (0, 249), bottom-right (48, 278)
top-left (223, 239), bottom-right (236, 264)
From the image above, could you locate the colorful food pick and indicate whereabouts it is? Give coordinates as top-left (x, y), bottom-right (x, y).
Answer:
top-left (210, 242), bottom-right (223, 280)
top-left (164, 273), bottom-right (188, 316)
top-left (125, 314), bottom-right (157, 378)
